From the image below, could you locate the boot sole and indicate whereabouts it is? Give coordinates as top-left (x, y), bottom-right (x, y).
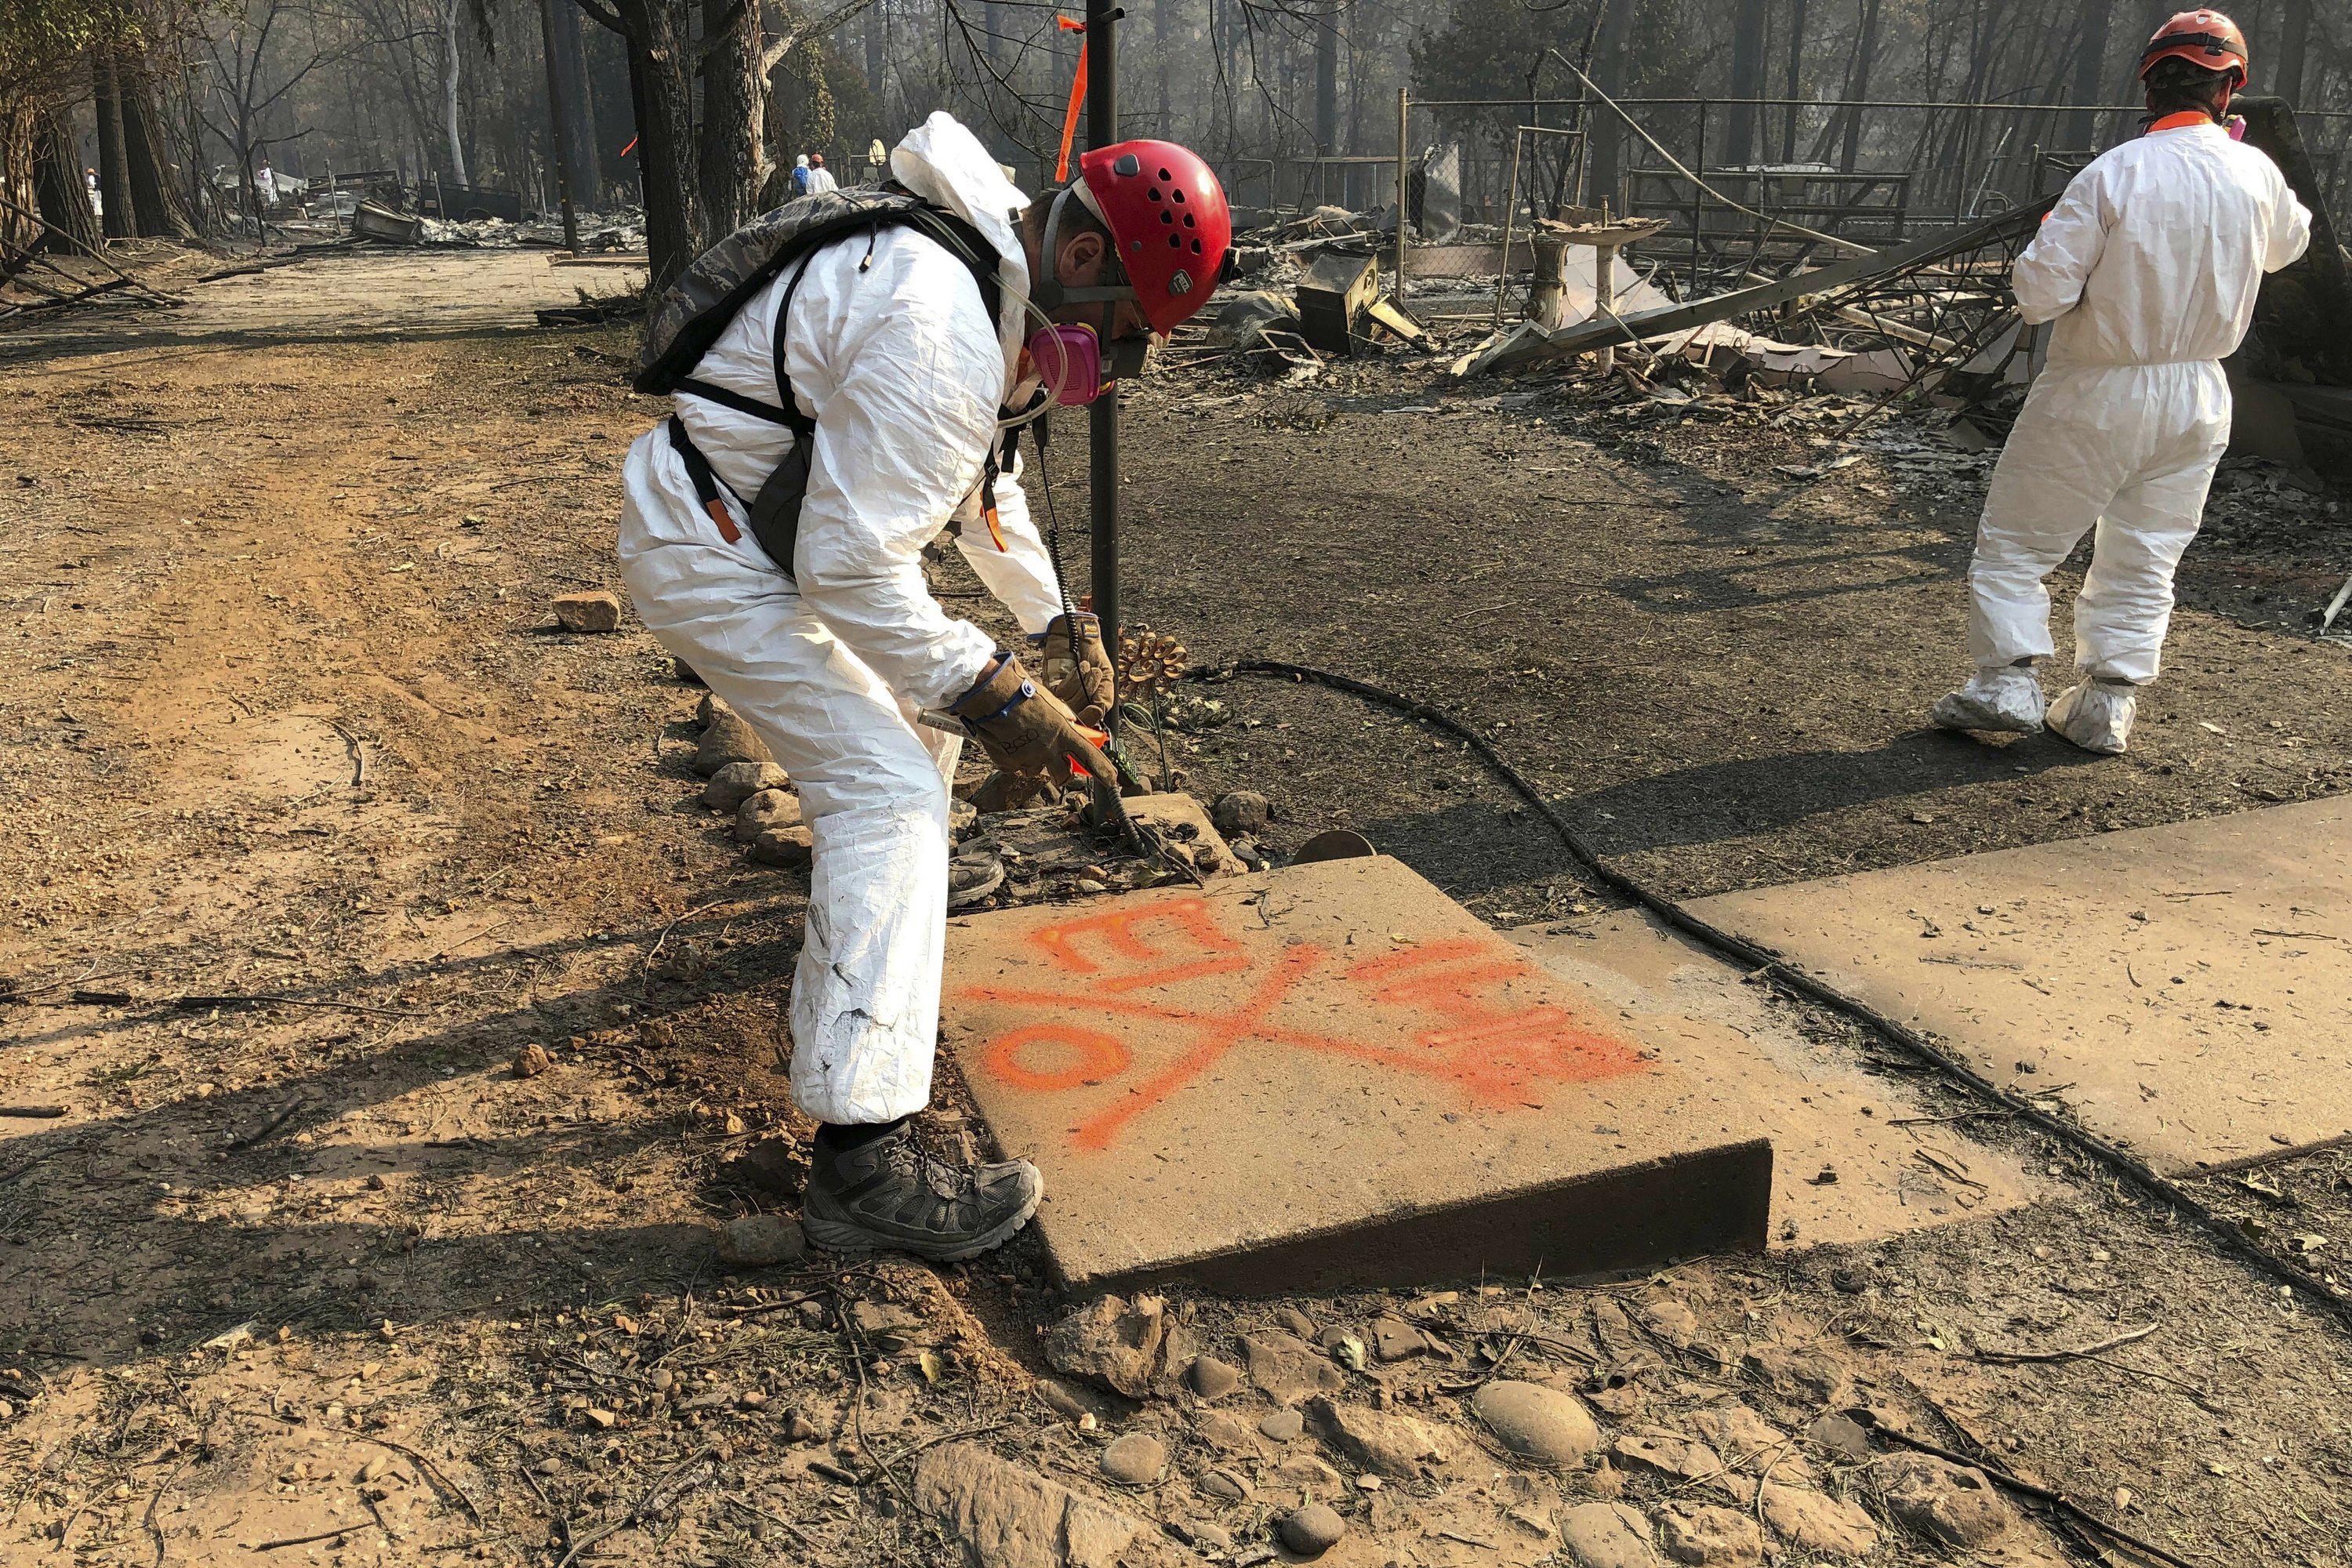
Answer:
top-left (802, 1178), bottom-right (1044, 1264)
top-left (1931, 702), bottom-right (2042, 735)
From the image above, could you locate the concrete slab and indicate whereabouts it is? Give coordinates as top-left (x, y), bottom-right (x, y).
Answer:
top-left (1507, 915), bottom-right (2045, 1249)
top-left (1684, 796), bottom-right (2352, 1173)
top-left (944, 856), bottom-right (1773, 1293)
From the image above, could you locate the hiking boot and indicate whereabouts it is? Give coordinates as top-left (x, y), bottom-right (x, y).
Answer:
top-left (802, 1122), bottom-right (1042, 1262)
top-left (948, 849), bottom-right (1005, 911)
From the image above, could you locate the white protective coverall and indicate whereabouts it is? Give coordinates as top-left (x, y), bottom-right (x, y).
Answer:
top-left (1965, 118), bottom-right (2309, 687)
top-left (617, 112), bottom-right (1067, 1125)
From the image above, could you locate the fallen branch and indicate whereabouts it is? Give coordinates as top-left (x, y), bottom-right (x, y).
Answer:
top-left (251, 1521), bottom-right (381, 1550)
top-left (0, 1105), bottom-right (67, 1119)
top-left (1973, 1323), bottom-right (2158, 1364)
top-left (172, 993), bottom-right (427, 1018)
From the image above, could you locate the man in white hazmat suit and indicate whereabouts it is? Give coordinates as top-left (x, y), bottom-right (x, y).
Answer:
top-left (1933, 9), bottom-right (2308, 753)
top-left (617, 113), bottom-right (1232, 1260)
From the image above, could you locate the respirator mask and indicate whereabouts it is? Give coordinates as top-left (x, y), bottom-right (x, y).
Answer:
top-left (1014, 184), bottom-right (1151, 410)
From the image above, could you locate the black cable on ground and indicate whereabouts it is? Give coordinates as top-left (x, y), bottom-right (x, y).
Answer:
top-left (1188, 657), bottom-right (2352, 1330)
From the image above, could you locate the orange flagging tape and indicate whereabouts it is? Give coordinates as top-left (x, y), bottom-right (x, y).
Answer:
top-left (1054, 20), bottom-right (1088, 183)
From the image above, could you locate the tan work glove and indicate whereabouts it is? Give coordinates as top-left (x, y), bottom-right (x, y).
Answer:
top-left (1037, 612), bottom-right (1116, 728)
top-left (948, 654), bottom-right (1101, 782)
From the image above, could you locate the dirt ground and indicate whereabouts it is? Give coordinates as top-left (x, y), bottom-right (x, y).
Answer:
top-left (4, 245), bottom-right (2351, 1568)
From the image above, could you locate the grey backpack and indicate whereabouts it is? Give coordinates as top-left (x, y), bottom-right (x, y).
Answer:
top-left (635, 188), bottom-right (1004, 575)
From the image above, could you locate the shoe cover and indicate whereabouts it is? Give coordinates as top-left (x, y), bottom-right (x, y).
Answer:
top-left (1931, 666), bottom-right (2045, 733)
top-left (2047, 680), bottom-right (2137, 754)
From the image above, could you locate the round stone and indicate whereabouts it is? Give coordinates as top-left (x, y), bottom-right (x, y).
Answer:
top-left (1276, 1503), bottom-right (1346, 1555)
top-left (1189, 1355), bottom-right (1240, 1400)
top-left (1099, 1432), bottom-right (1166, 1486)
top-left (1472, 1380), bottom-right (1602, 1468)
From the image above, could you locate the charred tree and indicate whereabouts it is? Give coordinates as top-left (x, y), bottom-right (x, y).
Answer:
top-left (1725, 0), bottom-right (1768, 167)
top-left (120, 51), bottom-right (197, 238)
top-left (699, 0), bottom-right (763, 238)
top-left (2064, 0), bottom-right (2111, 153)
top-left (1779, 0), bottom-right (1805, 162)
top-left (575, 0), bottom-right (701, 282)
top-left (92, 49), bottom-right (139, 238)
top-left (1314, 0), bottom-right (1338, 156)
top-left (31, 107), bottom-right (103, 253)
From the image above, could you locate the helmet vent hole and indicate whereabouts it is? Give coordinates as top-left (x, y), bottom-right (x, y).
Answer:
top-left (1147, 187), bottom-right (1162, 201)
top-left (1158, 168), bottom-right (1172, 180)
top-left (1168, 234), bottom-right (1181, 247)
top-left (1160, 209), bottom-right (1174, 223)
top-left (1172, 190), bottom-right (1185, 204)
top-left (1182, 213), bottom-right (1195, 227)
top-left (1190, 238), bottom-right (1203, 252)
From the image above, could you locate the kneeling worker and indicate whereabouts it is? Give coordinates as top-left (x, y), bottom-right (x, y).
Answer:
top-left (617, 114), bottom-right (1231, 1259)
top-left (1933, 9), bottom-right (2307, 753)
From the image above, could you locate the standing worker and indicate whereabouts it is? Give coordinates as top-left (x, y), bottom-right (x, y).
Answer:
top-left (1932, 9), bottom-right (2308, 753)
top-left (804, 152), bottom-right (838, 196)
top-left (790, 153), bottom-right (811, 195)
top-left (616, 113), bottom-right (1230, 1260)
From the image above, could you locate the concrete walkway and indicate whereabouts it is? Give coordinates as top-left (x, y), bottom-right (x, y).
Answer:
top-left (1689, 795), bottom-right (2352, 1172)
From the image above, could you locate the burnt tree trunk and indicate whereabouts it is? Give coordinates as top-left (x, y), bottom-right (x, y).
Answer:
top-left (1779, 0), bottom-right (1806, 162)
top-left (32, 107), bottom-right (103, 253)
top-left (1835, 0), bottom-right (1882, 174)
top-left (2065, 0), bottom-right (2111, 153)
top-left (553, 2), bottom-right (604, 205)
top-left (628, 2), bottom-right (701, 282)
top-left (93, 51), bottom-right (140, 238)
top-left (1726, 0), bottom-right (1769, 167)
top-left (699, 0), bottom-right (763, 238)
top-left (121, 52), bottom-right (198, 239)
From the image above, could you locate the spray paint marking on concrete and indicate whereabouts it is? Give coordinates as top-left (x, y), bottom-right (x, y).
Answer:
top-left (958, 897), bottom-right (1647, 1152)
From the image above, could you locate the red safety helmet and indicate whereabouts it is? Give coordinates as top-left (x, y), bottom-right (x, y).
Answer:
top-left (1075, 140), bottom-right (1232, 336)
top-left (2140, 9), bottom-right (2248, 89)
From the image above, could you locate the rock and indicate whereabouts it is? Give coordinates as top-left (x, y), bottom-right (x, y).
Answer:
top-left (1099, 1432), bottom-right (1167, 1486)
top-left (1741, 1344), bottom-right (1855, 1409)
top-left (704, 760), bottom-right (789, 811)
top-left (1877, 1453), bottom-right (2012, 1548)
top-left (1641, 1298), bottom-right (1700, 1348)
top-left (1194, 1410), bottom-right (1262, 1454)
top-left (672, 656), bottom-right (706, 684)
top-left (1276, 1503), bottom-right (1345, 1556)
top-left (1610, 1432), bottom-right (1722, 1485)
top-left (735, 788), bottom-right (803, 843)
top-left (911, 1442), bottom-right (1195, 1568)
top-left (1044, 1294), bottom-right (1173, 1400)
top-left (1559, 1502), bottom-right (1659, 1568)
top-left (1275, 1450), bottom-right (1346, 1488)
top-left (1658, 1504), bottom-right (1763, 1566)
top-left (1273, 1307), bottom-right (1317, 1338)
top-left (695, 706), bottom-right (773, 776)
top-left (716, 1214), bottom-right (806, 1267)
top-left (1035, 1379), bottom-right (1092, 1422)
top-left (553, 590), bottom-right (621, 633)
top-left (1472, 1381), bottom-right (1602, 1469)
top-left (750, 825), bottom-right (815, 869)
top-left (1240, 1331), bottom-right (1343, 1406)
top-left (1802, 1413), bottom-right (1871, 1463)
top-left (1305, 1396), bottom-right (1454, 1479)
top-left (1369, 1315), bottom-right (1431, 1362)
top-left (1684, 1403), bottom-right (1809, 1481)
top-left (1189, 1355), bottom-right (1240, 1400)
top-left (1199, 1468), bottom-right (1252, 1504)
top-left (511, 1043), bottom-right (550, 1079)
top-left (1759, 1483), bottom-right (1878, 1556)
top-left (1179, 1521), bottom-right (1232, 1552)
top-left (1211, 790), bottom-right (1271, 837)
top-left (1258, 1408), bottom-right (1304, 1443)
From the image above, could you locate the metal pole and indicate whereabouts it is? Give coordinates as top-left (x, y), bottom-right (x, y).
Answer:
top-left (1393, 88), bottom-right (1409, 296)
top-left (536, 0), bottom-right (583, 251)
top-left (1085, 0), bottom-right (1119, 658)
top-left (1690, 102), bottom-right (1704, 297)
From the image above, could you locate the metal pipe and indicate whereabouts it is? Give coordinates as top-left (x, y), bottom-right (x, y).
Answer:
top-left (1393, 88), bottom-right (1409, 293)
top-left (1085, 0), bottom-right (1119, 661)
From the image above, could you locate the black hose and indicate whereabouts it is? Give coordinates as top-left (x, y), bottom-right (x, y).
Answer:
top-left (1188, 657), bottom-right (2352, 1330)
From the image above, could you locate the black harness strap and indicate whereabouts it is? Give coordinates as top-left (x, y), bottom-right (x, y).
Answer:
top-left (670, 205), bottom-right (1007, 579)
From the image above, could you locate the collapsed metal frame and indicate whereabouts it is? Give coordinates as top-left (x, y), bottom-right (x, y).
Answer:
top-left (1458, 192), bottom-right (2056, 383)
top-left (1388, 90), bottom-right (2352, 297)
